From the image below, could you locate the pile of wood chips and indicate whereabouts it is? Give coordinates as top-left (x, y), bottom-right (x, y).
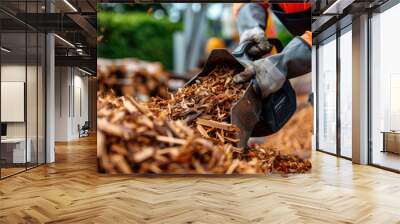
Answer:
top-left (97, 58), bottom-right (169, 101)
top-left (98, 92), bottom-right (275, 174)
top-left (148, 66), bottom-right (246, 146)
top-left (97, 66), bottom-right (312, 174)
top-left (262, 95), bottom-right (313, 161)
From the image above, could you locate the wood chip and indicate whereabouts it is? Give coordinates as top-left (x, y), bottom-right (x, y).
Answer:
top-left (196, 118), bottom-right (239, 132)
top-left (133, 147), bottom-right (154, 163)
top-left (110, 154), bottom-right (132, 174)
top-left (226, 159), bottom-right (239, 174)
top-left (156, 135), bottom-right (187, 145)
top-left (196, 124), bottom-right (210, 138)
top-left (216, 132), bottom-right (225, 143)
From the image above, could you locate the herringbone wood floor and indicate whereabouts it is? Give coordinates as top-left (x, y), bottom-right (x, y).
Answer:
top-left (0, 135), bottom-right (400, 224)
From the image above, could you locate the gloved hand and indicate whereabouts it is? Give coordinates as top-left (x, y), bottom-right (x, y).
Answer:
top-left (236, 3), bottom-right (271, 59)
top-left (234, 36), bottom-right (311, 99)
top-left (237, 27), bottom-right (271, 60)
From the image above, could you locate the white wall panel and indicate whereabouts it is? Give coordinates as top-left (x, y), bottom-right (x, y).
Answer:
top-left (1, 82), bottom-right (24, 122)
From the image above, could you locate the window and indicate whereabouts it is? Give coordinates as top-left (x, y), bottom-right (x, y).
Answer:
top-left (339, 27), bottom-right (352, 158)
top-left (370, 3), bottom-right (400, 171)
top-left (317, 35), bottom-right (337, 154)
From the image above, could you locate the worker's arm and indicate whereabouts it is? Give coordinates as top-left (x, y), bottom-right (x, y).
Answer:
top-left (234, 32), bottom-right (312, 99)
top-left (235, 3), bottom-right (271, 59)
top-left (236, 3), bottom-right (267, 34)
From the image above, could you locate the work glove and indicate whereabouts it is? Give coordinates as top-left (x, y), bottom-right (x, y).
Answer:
top-left (234, 37), bottom-right (311, 99)
top-left (236, 27), bottom-right (272, 60)
top-left (236, 3), bottom-right (271, 60)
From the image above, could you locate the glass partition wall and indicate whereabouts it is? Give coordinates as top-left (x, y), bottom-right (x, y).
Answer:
top-left (0, 2), bottom-right (46, 179)
top-left (0, 30), bottom-right (27, 177)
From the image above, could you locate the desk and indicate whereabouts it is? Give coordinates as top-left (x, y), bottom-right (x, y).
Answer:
top-left (1, 138), bottom-right (31, 163)
top-left (382, 131), bottom-right (400, 154)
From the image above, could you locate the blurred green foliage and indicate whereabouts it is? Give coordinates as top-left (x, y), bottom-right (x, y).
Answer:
top-left (97, 12), bottom-right (182, 70)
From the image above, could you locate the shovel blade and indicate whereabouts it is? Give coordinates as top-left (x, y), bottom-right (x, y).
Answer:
top-left (231, 85), bottom-right (262, 148)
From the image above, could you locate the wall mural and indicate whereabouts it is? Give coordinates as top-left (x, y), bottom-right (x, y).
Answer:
top-left (97, 3), bottom-right (313, 175)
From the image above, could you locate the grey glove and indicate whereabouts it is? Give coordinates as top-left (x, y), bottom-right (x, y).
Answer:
top-left (236, 27), bottom-right (271, 60)
top-left (234, 37), bottom-right (311, 99)
top-left (236, 3), bottom-right (271, 60)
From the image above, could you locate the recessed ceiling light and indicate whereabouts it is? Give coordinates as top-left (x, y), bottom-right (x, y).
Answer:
top-left (63, 0), bottom-right (78, 12)
top-left (322, 0), bottom-right (353, 15)
top-left (54, 34), bottom-right (75, 48)
top-left (1, 47), bottom-right (11, 53)
top-left (78, 67), bottom-right (93, 76)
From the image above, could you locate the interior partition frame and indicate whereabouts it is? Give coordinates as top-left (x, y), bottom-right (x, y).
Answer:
top-left (0, 0), bottom-right (48, 180)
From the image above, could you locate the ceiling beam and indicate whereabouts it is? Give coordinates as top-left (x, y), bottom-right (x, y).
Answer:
top-left (67, 13), bottom-right (97, 46)
top-left (55, 55), bottom-right (96, 71)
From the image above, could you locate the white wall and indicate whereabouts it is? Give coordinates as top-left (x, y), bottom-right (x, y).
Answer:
top-left (54, 67), bottom-right (89, 141)
top-left (1, 65), bottom-right (29, 138)
top-left (72, 73), bottom-right (89, 138)
top-left (55, 66), bottom-right (69, 141)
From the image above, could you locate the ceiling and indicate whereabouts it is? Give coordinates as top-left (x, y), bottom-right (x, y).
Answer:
top-left (0, 0), bottom-right (97, 73)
